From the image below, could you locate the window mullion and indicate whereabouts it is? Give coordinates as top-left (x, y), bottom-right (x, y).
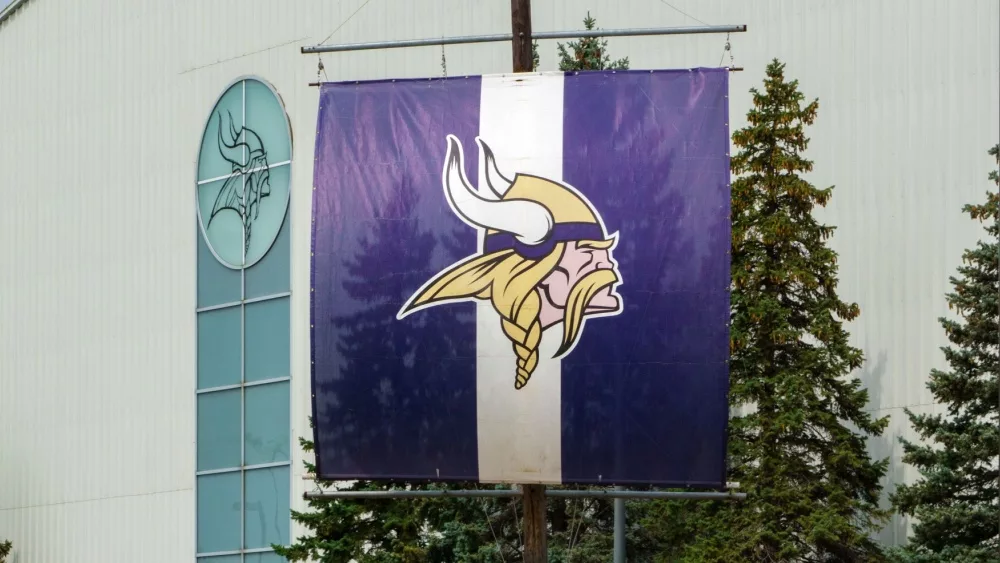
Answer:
top-left (240, 77), bottom-right (247, 563)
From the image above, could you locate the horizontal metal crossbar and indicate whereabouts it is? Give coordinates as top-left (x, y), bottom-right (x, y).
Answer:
top-left (303, 489), bottom-right (746, 500)
top-left (549, 489), bottom-right (745, 500)
top-left (301, 25), bottom-right (747, 54)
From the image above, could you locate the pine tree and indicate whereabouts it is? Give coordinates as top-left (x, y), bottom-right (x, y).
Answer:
top-left (530, 13), bottom-right (629, 72)
top-left (556, 12), bottom-right (629, 71)
top-left (663, 59), bottom-right (891, 562)
top-left (0, 540), bottom-right (10, 563)
top-left (888, 144), bottom-right (1000, 563)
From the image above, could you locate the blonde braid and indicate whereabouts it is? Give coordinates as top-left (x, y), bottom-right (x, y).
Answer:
top-left (499, 291), bottom-right (543, 389)
top-left (490, 244), bottom-right (564, 390)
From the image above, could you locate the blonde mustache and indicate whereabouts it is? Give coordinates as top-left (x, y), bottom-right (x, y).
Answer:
top-left (556, 268), bottom-right (620, 357)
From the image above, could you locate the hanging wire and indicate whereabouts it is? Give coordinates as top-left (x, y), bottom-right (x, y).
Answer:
top-left (652, 0), bottom-right (735, 70)
top-left (316, 56), bottom-right (328, 83)
top-left (473, 483), bottom-right (507, 562)
top-left (318, 0), bottom-right (375, 47)
top-left (718, 32), bottom-right (734, 67)
top-left (565, 496), bottom-right (588, 554)
top-left (312, 0), bottom-right (375, 84)
top-left (657, 0), bottom-right (711, 26)
top-left (438, 0), bottom-right (447, 77)
top-left (510, 494), bottom-right (523, 554)
top-left (481, 497), bottom-right (508, 563)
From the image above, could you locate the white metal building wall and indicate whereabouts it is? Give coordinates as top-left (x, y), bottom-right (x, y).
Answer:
top-left (0, 0), bottom-right (996, 560)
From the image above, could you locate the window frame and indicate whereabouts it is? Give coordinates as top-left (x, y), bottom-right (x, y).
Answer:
top-left (194, 75), bottom-right (293, 563)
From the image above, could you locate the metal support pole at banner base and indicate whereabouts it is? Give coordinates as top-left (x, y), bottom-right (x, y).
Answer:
top-left (301, 24), bottom-right (747, 54)
top-left (614, 485), bottom-right (626, 563)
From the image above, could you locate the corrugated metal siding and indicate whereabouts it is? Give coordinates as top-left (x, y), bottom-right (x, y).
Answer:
top-left (0, 0), bottom-right (997, 560)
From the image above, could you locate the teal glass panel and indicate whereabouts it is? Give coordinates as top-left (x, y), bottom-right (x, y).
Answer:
top-left (198, 177), bottom-right (247, 269)
top-left (245, 207), bottom-right (290, 299)
top-left (198, 81), bottom-right (246, 182)
top-left (244, 297), bottom-right (289, 383)
top-left (197, 472), bottom-right (242, 553)
top-left (244, 465), bottom-right (291, 549)
top-left (198, 225), bottom-right (242, 308)
top-left (243, 163), bottom-right (290, 269)
top-left (197, 556), bottom-right (241, 563)
top-left (244, 79), bottom-right (291, 164)
top-left (197, 307), bottom-right (242, 389)
top-left (246, 552), bottom-right (285, 563)
top-left (197, 389), bottom-right (241, 471)
top-left (245, 381), bottom-right (290, 465)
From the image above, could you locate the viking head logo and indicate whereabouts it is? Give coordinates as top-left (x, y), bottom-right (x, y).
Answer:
top-left (208, 110), bottom-right (271, 255)
top-left (397, 135), bottom-right (623, 390)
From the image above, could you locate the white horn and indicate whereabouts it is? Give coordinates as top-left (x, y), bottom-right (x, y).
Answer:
top-left (475, 137), bottom-right (513, 198)
top-left (442, 135), bottom-right (553, 246)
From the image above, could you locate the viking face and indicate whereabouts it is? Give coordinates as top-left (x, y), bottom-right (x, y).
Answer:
top-left (539, 240), bottom-right (622, 315)
top-left (397, 135), bottom-right (624, 389)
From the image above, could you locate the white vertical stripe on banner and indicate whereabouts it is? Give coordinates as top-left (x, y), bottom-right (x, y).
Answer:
top-left (476, 72), bottom-right (565, 484)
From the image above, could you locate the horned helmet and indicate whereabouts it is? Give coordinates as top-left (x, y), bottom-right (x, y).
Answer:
top-left (398, 135), bottom-right (623, 389)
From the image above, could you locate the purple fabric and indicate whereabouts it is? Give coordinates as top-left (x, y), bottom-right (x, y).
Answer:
top-left (310, 77), bottom-right (482, 480)
top-left (310, 69), bottom-right (731, 487)
top-left (560, 69), bottom-right (731, 487)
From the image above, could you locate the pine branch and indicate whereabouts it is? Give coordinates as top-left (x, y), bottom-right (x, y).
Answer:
top-left (890, 143), bottom-right (1000, 562)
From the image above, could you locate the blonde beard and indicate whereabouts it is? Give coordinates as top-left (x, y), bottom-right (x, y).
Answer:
top-left (556, 268), bottom-right (620, 357)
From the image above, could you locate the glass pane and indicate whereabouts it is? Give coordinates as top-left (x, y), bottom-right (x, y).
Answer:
top-left (244, 79), bottom-right (291, 164)
top-left (246, 552), bottom-right (285, 563)
top-left (197, 556), bottom-right (241, 563)
top-left (198, 177), bottom-right (247, 269)
top-left (198, 227), bottom-right (242, 308)
top-left (244, 465), bottom-right (290, 549)
top-left (197, 389), bottom-right (241, 471)
top-left (198, 307), bottom-right (242, 389)
top-left (197, 472), bottom-right (242, 553)
top-left (245, 206), bottom-right (290, 299)
top-left (244, 164), bottom-right (290, 269)
top-left (245, 381), bottom-right (290, 465)
top-left (199, 81), bottom-right (246, 182)
top-left (245, 297), bottom-right (289, 383)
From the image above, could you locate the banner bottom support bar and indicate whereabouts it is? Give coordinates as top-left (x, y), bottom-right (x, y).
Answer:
top-left (303, 489), bottom-right (747, 500)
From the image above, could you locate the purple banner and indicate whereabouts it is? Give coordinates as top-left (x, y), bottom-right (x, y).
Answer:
top-left (311, 69), bottom-right (731, 487)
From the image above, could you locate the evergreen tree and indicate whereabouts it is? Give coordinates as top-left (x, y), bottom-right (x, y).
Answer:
top-left (889, 144), bottom-right (1000, 563)
top-left (530, 13), bottom-right (629, 72)
top-left (275, 428), bottom-right (522, 562)
top-left (0, 540), bottom-right (10, 563)
top-left (556, 12), bottom-right (629, 71)
top-left (657, 59), bottom-right (891, 562)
